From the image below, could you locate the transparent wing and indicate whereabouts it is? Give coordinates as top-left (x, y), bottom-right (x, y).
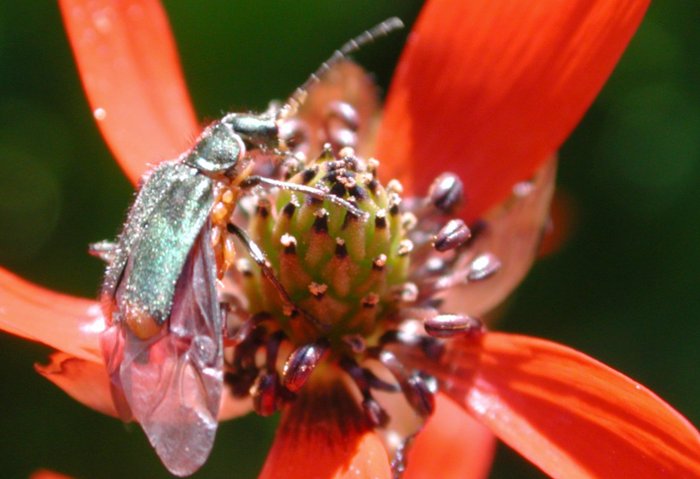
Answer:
top-left (105, 226), bottom-right (223, 476)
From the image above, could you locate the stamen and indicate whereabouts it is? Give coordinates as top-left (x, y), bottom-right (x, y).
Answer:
top-left (252, 372), bottom-right (281, 416)
top-left (467, 253), bottom-right (501, 281)
top-left (428, 172), bottom-right (464, 213)
top-left (433, 219), bottom-right (471, 252)
top-left (282, 341), bottom-right (329, 392)
top-left (424, 314), bottom-right (483, 338)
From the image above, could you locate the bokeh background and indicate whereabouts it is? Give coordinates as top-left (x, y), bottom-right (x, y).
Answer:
top-left (1, 2), bottom-right (699, 478)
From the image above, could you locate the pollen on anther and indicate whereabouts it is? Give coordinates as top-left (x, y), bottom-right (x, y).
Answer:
top-left (280, 233), bottom-right (297, 254)
top-left (373, 254), bottom-right (387, 271)
top-left (387, 179), bottom-right (404, 195)
top-left (362, 293), bottom-right (380, 308)
top-left (332, 238), bottom-right (347, 259)
top-left (375, 210), bottom-right (387, 229)
top-left (282, 200), bottom-right (297, 218)
top-left (338, 146), bottom-right (355, 158)
top-left (397, 239), bottom-right (414, 256)
top-left (308, 282), bottom-right (328, 298)
top-left (313, 209), bottom-right (329, 233)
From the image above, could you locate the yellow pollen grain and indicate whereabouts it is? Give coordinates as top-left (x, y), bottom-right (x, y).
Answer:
top-left (308, 282), bottom-right (328, 297)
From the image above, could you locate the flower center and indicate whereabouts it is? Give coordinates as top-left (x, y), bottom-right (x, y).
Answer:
top-left (215, 103), bottom-right (500, 470)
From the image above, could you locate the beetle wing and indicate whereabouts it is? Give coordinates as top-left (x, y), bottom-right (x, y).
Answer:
top-left (103, 161), bottom-right (214, 327)
top-left (113, 226), bottom-right (223, 476)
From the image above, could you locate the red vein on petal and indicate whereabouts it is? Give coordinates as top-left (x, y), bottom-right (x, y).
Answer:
top-left (259, 376), bottom-right (391, 479)
top-left (377, 0), bottom-right (649, 222)
top-left (440, 333), bottom-right (700, 478)
top-left (0, 268), bottom-right (103, 362)
top-left (59, 0), bottom-right (199, 183)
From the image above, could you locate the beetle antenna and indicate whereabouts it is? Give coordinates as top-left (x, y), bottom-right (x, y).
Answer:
top-left (277, 17), bottom-right (404, 122)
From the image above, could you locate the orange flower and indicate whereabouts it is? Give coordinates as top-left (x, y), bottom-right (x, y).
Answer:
top-left (2, 1), bottom-right (699, 478)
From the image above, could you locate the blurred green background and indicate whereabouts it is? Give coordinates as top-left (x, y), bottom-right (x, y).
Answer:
top-left (1, 2), bottom-right (698, 478)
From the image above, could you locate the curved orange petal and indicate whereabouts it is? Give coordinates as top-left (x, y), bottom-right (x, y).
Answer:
top-left (405, 394), bottom-right (495, 479)
top-left (36, 351), bottom-right (118, 417)
top-left (259, 377), bottom-right (391, 479)
top-left (30, 470), bottom-right (75, 479)
top-left (440, 333), bottom-right (700, 478)
top-left (59, 0), bottom-right (199, 183)
top-left (377, 0), bottom-right (649, 222)
top-left (0, 268), bottom-right (103, 362)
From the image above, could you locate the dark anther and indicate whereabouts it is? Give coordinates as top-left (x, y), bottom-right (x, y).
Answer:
top-left (375, 210), bottom-right (387, 229)
top-left (326, 101), bottom-right (360, 131)
top-left (301, 167), bottom-right (318, 184)
top-left (433, 219), bottom-right (471, 252)
top-left (429, 172), bottom-right (464, 213)
top-left (334, 238), bottom-right (348, 258)
top-left (389, 197), bottom-right (401, 216)
top-left (362, 397), bottom-right (389, 427)
top-left (367, 178), bottom-right (379, 195)
top-left (252, 372), bottom-right (281, 416)
top-left (342, 334), bottom-right (366, 354)
top-left (282, 201), bottom-right (297, 218)
top-left (330, 181), bottom-right (347, 197)
top-left (282, 341), bottom-right (329, 392)
top-left (255, 199), bottom-right (270, 218)
top-left (424, 314), bottom-right (483, 338)
top-left (378, 330), bottom-right (445, 362)
top-left (312, 209), bottom-right (329, 234)
top-left (372, 254), bottom-right (387, 271)
top-left (406, 371), bottom-right (435, 416)
top-left (467, 253), bottom-right (501, 281)
top-left (349, 184), bottom-right (368, 201)
top-left (265, 330), bottom-right (286, 372)
top-left (281, 234), bottom-right (297, 255)
top-left (377, 350), bottom-right (434, 418)
top-left (225, 368), bottom-right (259, 398)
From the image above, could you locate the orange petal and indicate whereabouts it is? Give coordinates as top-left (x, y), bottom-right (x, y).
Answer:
top-left (30, 470), bottom-right (75, 479)
top-left (259, 377), bottom-right (391, 479)
top-left (405, 394), bottom-right (495, 479)
top-left (0, 268), bottom-right (104, 362)
top-left (440, 333), bottom-right (700, 478)
top-left (377, 0), bottom-right (649, 222)
top-left (36, 351), bottom-right (118, 417)
top-left (59, 0), bottom-right (199, 183)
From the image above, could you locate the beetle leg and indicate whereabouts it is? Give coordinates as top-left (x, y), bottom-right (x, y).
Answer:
top-left (226, 222), bottom-right (328, 332)
top-left (240, 175), bottom-right (369, 220)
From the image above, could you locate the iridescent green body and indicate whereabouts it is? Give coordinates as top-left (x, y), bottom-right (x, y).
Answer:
top-left (102, 161), bottom-right (214, 330)
top-left (101, 115), bottom-right (277, 337)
